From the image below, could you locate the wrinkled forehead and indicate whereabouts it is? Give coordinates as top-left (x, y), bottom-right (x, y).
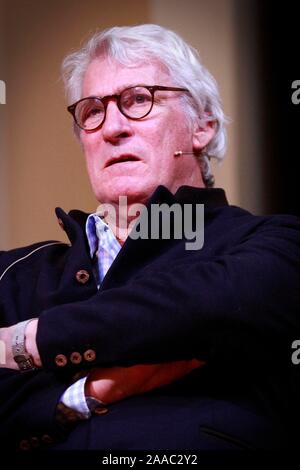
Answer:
top-left (81, 55), bottom-right (171, 98)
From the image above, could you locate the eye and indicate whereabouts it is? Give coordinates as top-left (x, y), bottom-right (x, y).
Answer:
top-left (85, 107), bottom-right (102, 118)
top-left (82, 104), bottom-right (103, 120)
top-left (121, 88), bottom-right (152, 110)
top-left (79, 99), bottom-right (104, 127)
top-left (134, 93), bottom-right (150, 104)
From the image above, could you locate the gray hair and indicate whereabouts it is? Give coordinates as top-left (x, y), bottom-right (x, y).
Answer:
top-left (62, 24), bottom-right (227, 186)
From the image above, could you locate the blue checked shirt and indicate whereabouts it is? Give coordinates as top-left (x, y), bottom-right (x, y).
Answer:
top-left (60, 213), bottom-right (121, 418)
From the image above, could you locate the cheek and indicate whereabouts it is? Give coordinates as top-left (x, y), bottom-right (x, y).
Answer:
top-left (143, 121), bottom-right (174, 157)
top-left (81, 137), bottom-right (98, 166)
top-left (156, 110), bottom-right (191, 146)
top-left (80, 142), bottom-right (100, 186)
top-left (81, 134), bottom-right (97, 155)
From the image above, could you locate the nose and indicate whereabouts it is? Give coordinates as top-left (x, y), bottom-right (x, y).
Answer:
top-left (101, 100), bottom-right (133, 143)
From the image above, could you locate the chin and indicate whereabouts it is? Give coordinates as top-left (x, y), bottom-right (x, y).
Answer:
top-left (95, 179), bottom-right (156, 205)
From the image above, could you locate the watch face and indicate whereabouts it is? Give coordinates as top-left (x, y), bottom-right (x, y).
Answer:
top-left (13, 354), bottom-right (36, 371)
top-left (13, 354), bottom-right (30, 363)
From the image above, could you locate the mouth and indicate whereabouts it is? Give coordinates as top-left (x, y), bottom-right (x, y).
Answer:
top-left (105, 154), bottom-right (141, 168)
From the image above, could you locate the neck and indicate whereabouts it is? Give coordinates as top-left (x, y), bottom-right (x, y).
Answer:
top-left (98, 176), bottom-right (205, 243)
top-left (97, 197), bottom-right (147, 244)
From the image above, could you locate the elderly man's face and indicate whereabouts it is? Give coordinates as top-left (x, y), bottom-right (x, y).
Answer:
top-left (80, 57), bottom-right (214, 204)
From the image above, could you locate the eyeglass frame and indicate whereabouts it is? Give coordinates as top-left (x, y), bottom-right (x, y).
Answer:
top-left (67, 85), bottom-right (190, 132)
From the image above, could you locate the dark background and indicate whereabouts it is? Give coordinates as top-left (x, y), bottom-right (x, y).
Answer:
top-left (257, 1), bottom-right (300, 216)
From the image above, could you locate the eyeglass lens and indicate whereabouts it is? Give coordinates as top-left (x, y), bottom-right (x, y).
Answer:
top-left (75, 86), bottom-right (153, 130)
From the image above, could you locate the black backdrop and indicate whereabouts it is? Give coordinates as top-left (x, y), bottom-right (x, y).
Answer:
top-left (257, 1), bottom-right (300, 216)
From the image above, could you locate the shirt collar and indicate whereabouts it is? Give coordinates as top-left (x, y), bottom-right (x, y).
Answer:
top-left (85, 213), bottom-right (113, 258)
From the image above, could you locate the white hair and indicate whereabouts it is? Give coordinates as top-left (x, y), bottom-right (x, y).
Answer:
top-left (62, 24), bottom-right (227, 186)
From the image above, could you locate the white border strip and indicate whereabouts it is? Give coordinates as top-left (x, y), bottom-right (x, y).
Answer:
top-left (0, 242), bottom-right (64, 282)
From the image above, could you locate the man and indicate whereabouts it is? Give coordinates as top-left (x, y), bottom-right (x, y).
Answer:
top-left (0, 24), bottom-right (300, 452)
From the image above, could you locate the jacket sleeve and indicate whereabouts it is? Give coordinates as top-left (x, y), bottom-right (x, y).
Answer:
top-left (36, 215), bottom-right (300, 372)
top-left (0, 368), bottom-right (69, 449)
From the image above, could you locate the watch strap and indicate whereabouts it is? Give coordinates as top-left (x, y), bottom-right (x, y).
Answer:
top-left (12, 319), bottom-right (36, 372)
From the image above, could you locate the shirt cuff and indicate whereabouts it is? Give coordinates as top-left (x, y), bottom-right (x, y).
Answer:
top-left (60, 376), bottom-right (91, 419)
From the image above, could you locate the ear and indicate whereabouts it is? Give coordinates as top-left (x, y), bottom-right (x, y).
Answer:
top-left (192, 118), bottom-right (216, 152)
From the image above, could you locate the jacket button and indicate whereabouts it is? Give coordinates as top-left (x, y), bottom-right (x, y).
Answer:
top-left (19, 439), bottom-right (31, 451)
top-left (55, 354), bottom-right (68, 367)
top-left (83, 349), bottom-right (96, 362)
top-left (57, 218), bottom-right (65, 230)
top-left (94, 406), bottom-right (109, 416)
top-left (76, 270), bottom-right (90, 284)
top-left (41, 434), bottom-right (54, 445)
top-left (30, 436), bottom-right (40, 448)
top-left (70, 351), bottom-right (82, 364)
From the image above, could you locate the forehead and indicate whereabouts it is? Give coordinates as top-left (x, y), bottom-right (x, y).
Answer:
top-left (82, 57), bottom-right (171, 97)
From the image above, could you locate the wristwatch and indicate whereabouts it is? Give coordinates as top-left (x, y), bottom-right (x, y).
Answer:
top-left (12, 319), bottom-right (36, 372)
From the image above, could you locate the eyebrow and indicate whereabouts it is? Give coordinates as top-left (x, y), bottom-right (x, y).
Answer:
top-left (84, 84), bottom-right (152, 99)
top-left (115, 83), bottom-right (147, 93)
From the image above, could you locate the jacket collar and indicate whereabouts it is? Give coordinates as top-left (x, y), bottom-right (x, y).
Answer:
top-left (55, 185), bottom-right (228, 246)
top-left (54, 185), bottom-right (228, 290)
top-left (174, 185), bottom-right (228, 208)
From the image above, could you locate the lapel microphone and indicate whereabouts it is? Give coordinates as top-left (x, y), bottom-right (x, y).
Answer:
top-left (174, 150), bottom-right (195, 157)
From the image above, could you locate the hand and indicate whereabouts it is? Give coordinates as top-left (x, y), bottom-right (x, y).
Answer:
top-left (0, 325), bottom-right (17, 369)
top-left (85, 358), bottom-right (205, 404)
top-left (0, 319), bottom-right (41, 370)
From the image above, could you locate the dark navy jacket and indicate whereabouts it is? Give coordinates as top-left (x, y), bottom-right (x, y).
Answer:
top-left (1, 185), bottom-right (300, 451)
